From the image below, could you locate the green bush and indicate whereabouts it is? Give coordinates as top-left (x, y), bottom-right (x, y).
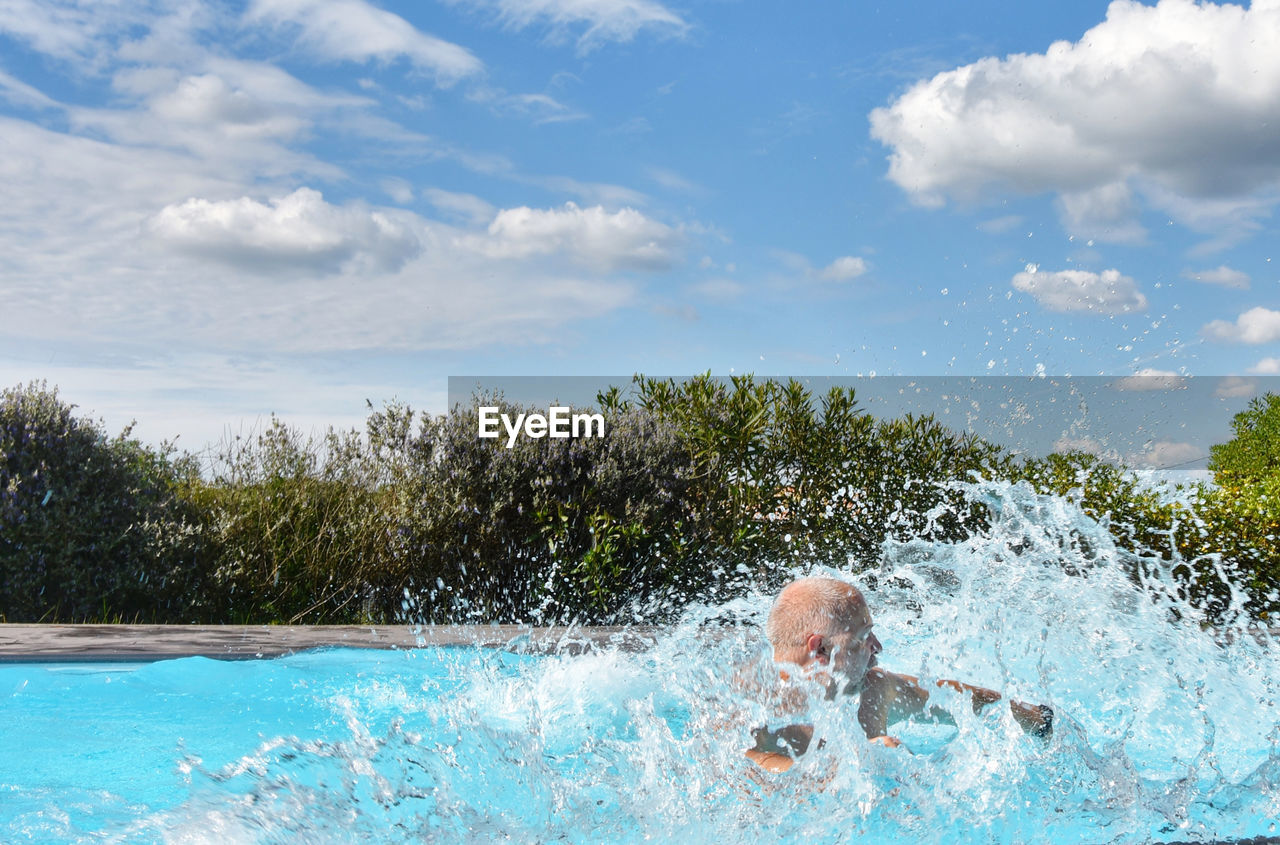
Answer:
top-left (184, 414), bottom-right (414, 625)
top-left (623, 374), bottom-right (1010, 573)
top-left (1017, 447), bottom-right (1280, 622)
top-left (399, 395), bottom-right (700, 624)
top-left (10, 376), bottom-right (1275, 627)
top-left (1208, 393), bottom-right (1280, 488)
top-left (0, 382), bottom-right (209, 622)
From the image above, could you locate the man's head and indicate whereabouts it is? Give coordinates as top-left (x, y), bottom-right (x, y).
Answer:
top-left (766, 577), bottom-right (881, 692)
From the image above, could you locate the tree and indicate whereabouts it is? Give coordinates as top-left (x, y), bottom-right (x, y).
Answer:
top-left (1209, 393), bottom-right (1280, 488)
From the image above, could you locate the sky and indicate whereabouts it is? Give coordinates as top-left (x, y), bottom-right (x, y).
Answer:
top-left (2, 0), bottom-right (1280, 460)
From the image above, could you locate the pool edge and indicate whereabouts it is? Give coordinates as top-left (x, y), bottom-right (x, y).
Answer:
top-left (0, 623), bottom-right (660, 661)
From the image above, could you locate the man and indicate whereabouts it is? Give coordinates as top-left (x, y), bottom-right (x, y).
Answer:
top-left (745, 576), bottom-right (1053, 773)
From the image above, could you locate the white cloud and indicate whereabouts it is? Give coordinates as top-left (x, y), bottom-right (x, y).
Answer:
top-left (1056, 183), bottom-right (1147, 244)
top-left (818, 256), bottom-right (869, 282)
top-left (67, 59), bottom-right (376, 180)
top-left (246, 0), bottom-right (483, 84)
top-left (869, 0), bottom-right (1280, 237)
top-left (1215, 376), bottom-right (1258, 398)
top-left (454, 0), bottom-right (689, 51)
top-left (1011, 266), bottom-right (1147, 315)
top-left (1202, 306), bottom-right (1280, 344)
top-left (1134, 440), bottom-right (1203, 470)
top-left (1248, 357), bottom-right (1280, 375)
top-left (690, 278), bottom-right (745, 300)
top-left (469, 88), bottom-right (586, 124)
top-left (1054, 435), bottom-right (1116, 460)
top-left (148, 188), bottom-right (422, 274)
top-left (975, 214), bottom-right (1022, 234)
top-left (647, 166), bottom-right (703, 195)
top-left (0, 0), bottom-right (146, 64)
top-left (0, 114), bottom-right (643, 360)
top-left (423, 188), bottom-right (497, 225)
top-left (381, 177), bottom-right (414, 204)
top-left (467, 202), bottom-right (681, 271)
top-left (770, 250), bottom-right (871, 286)
top-left (1112, 369), bottom-right (1186, 391)
top-left (0, 68), bottom-right (61, 110)
top-left (1183, 265), bottom-right (1251, 289)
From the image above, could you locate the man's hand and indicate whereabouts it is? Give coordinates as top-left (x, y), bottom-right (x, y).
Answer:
top-left (744, 748), bottom-right (795, 772)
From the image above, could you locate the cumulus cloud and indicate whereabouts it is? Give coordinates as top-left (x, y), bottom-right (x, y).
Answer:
top-left (1011, 265), bottom-right (1147, 314)
top-left (1201, 306), bottom-right (1280, 344)
top-left (1249, 357), bottom-right (1280, 375)
top-left (467, 202), bottom-right (681, 271)
top-left (148, 188), bottom-right (421, 274)
top-left (1056, 183), bottom-right (1147, 244)
top-left (1112, 369), bottom-right (1186, 391)
top-left (1215, 376), bottom-right (1258, 398)
top-left (453, 0), bottom-right (689, 51)
top-left (818, 256), bottom-right (869, 282)
top-left (246, 0), bottom-right (483, 83)
top-left (869, 0), bottom-right (1280, 237)
top-left (1183, 265), bottom-right (1251, 289)
top-left (66, 59), bottom-right (380, 181)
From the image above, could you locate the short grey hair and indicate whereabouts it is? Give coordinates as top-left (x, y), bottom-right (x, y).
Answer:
top-left (766, 577), bottom-right (868, 665)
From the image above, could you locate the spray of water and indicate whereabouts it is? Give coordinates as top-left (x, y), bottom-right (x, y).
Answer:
top-left (42, 481), bottom-right (1280, 844)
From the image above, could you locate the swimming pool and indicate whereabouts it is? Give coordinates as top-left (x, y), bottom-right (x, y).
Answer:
top-left (3, 481), bottom-right (1279, 844)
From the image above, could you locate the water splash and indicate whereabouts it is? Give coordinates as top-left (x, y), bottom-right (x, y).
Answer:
top-left (5, 481), bottom-right (1278, 844)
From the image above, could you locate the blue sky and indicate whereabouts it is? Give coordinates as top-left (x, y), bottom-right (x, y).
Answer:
top-left (2, 0), bottom-right (1279, 458)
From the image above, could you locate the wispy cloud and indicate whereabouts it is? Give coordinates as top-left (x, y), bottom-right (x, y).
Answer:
top-left (771, 251), bottom-right (871, 286)
top-left (246, 0), bottom-right (483, 84)
top-left (1182, 265), bottom-right (1250, 289)
top-left (451, 0), bottom-right (689, 52)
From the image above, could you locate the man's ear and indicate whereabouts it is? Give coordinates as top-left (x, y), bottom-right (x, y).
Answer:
top-left (806, 633), bottom-right (826, 663)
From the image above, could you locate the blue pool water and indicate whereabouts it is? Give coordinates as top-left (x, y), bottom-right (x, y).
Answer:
top-left (3, 481), bottom-right (1280, 844)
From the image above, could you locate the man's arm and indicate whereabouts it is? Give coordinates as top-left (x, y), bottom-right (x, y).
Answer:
top-left (858, 668), bottom-right (1053, 739)
top-left (745, 724), bottom-right (899, 772)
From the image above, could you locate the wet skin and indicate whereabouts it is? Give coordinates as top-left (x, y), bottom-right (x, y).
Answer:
top-left (745, 640), bottom-right (1053, 773)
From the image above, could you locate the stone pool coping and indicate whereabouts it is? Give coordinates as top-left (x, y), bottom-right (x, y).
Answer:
top-left (0, 624), bottom-right (660, 662)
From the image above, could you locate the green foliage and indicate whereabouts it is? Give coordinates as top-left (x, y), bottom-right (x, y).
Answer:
top-left (185, 415), bottom-right (412, 625)
top-left (0, 382), bottom-right (209, 622)
top-left (8, 376), bottom-right (1277, 626)
top-left (1209, 393), bottom-right (1280, 488)
top-left (1014, 450), bottom-right (1178, 555)
top-left (625, 374), bottom-right (1010, 575)
top-left (400, 395), bottom-right (699, 623)
top-left (1017, 449), bottom-right (1280, 621)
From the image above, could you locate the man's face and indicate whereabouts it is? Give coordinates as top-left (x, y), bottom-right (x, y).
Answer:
top-left (821, 603), bottom-right (882, 690)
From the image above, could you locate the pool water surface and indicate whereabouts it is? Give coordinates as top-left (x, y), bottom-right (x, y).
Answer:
top-left (3, 481), bottom-right (1279, 844)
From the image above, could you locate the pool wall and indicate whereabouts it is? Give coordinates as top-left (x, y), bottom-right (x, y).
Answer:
top-left (0, 623), bottom-right (657, 661)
